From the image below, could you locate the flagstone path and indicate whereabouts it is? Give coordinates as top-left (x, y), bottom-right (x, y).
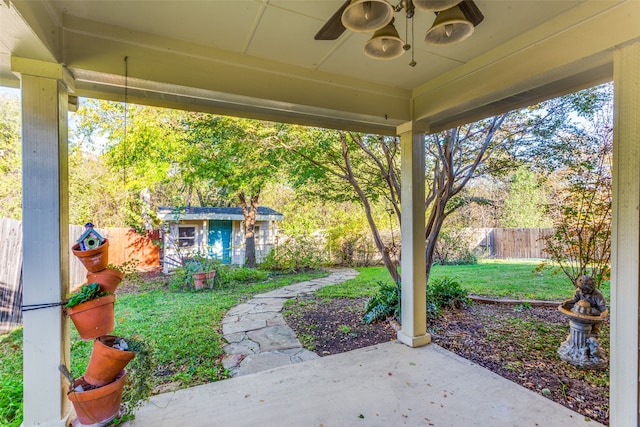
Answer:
top-left (221, 268), bottom-right (358, 376)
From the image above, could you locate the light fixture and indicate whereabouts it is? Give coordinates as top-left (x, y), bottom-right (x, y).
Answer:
top-left (341, 0), bottom-right (395, 33)
top-left (413, 0), bottom-right (462, 12)
top-left (327, 0), bottom-right (483, 66)
top-left (364, 19), bottom-right (405, 59)
top-left (424, 4), bottom-right (473, 45)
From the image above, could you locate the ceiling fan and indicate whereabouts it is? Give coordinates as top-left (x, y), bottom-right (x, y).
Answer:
top-left (315, 0), bottom-right (484, 62)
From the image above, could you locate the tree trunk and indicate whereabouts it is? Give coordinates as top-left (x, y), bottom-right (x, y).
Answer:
top-left (240, 190), bottom-right (260, 268)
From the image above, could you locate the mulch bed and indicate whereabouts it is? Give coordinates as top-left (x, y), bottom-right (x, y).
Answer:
top-left (284, 296), bottom-right (610, 425)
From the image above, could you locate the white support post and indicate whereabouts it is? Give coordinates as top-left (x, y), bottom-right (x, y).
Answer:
top-left (397, 122), bottom-right (431, 348)
top-left (610, 41), bottom-right (640, 426)
top-left (14, 58), bottom-right (74, 427)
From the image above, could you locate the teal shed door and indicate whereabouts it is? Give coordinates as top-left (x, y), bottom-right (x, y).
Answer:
top-left (208, 220), bottom-right (232, 264)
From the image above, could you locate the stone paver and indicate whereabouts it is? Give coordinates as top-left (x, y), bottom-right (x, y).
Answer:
top-left (221, 268), bottom-right (358, 376)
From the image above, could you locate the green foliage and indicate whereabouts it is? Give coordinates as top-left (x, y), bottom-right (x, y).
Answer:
top-left (221, 267), bottom-right (269, 285)
top-left (433, 228), bottom-right (478, 266)
top-left (426, 277), bottom-right (469, 316)
top-left (362, 281), bottom-right (400, 324)
top-left (0, 328), bottom-right (22, 427)
top-left (169, 254), bottom-right (220, 290)
top-left (115, 336), bottom-right (157, 424)
top-left (540, 98), bottom-right (612, 288)
top-left (0, 93), bottom-right (22, 220)
top-left (65, 283), bottom-right (108, 308)
top-left (259, 236), bottom-right (324, 272)
top-left (500, 167), bottom-right (551, 228)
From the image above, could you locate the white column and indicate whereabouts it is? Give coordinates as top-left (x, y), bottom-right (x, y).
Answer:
top-left (610, 41), bottom-right (640, 426)
top-left (397, 121), bottom-right (431, 348)
top-left (13, 57), bottom-right (74, 427)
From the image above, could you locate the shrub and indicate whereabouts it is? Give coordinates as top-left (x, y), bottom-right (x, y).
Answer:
top-left (433, 228), bottom-right (478, 266)
top-left (362, 277), bottom-right (469, 323)
top-left (214, 266), bottom-right (269, 287)
top-left (362, 281), bottom-right (400, 324)
top-left (426, 277), bottom-right (469, 317)
top-left (259, 235), bottom-right (324, 272)
top-left (330, 233), bottom-right (380, 267)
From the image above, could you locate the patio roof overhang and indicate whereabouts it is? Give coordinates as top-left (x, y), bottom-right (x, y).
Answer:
top-left (2, 1), bottom-right (640, 426)
top-left (2, 1), bottom-right (634, 134)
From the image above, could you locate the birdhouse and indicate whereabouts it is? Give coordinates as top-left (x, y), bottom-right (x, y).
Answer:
top-left (76, 222), bottom-right (105, 251)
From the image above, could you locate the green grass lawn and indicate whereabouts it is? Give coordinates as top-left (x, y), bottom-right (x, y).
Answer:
top-left (0, 269), bottom-right (327, 427)
top-left (317, 259), bottom-right (610, 302)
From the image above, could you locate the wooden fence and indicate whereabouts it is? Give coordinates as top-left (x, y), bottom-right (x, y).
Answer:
top-left (1, 219), bottom-right (160, 334)
top-left (68, 225), bottom-right (160, 286)
top-left (490, 228), bottom-right (553, 259)
top-left (0, 218), bottom-right (23, 333)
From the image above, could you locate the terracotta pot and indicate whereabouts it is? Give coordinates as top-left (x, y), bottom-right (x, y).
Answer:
top-left (193, 272), bottom-right (207, 290)
top-left (87, 268), bottom-right (124, 294)
top-left (68, 370), bottom-right (127, 426)
top-left (85, 335), bottom-right (135, 387)
top-left (73, 239), bottom-right (110, 273)
top-left (66, 294), bottom-right (116, 340)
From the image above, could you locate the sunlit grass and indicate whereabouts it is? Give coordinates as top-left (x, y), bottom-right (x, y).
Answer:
top-left (318, 259), bottom-right (610, 302)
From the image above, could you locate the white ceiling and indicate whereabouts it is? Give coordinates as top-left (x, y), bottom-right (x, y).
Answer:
top-left (42, 0), bottom-right (582, 90)
top-left (0, 0), bottom-right (633, 133)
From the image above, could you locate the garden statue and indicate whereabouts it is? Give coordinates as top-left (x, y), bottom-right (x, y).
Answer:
top-left (557, 275), bottom-right (608, 370)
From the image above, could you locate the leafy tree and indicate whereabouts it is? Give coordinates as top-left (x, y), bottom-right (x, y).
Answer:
top-left (0, 93), bottom-right (22, 219)
top-left (70, 99), bottom-right (191, 227)
top-left (500, 167), bottom-right (551, 228)
top-left (539, 84), bottom-right (613, 288)
top-left (281, 129), bottom-right (403, 282)
top-left (180, 115), bottom-right (287, 267)
top-left (282, 94), bottom-right (580, 286)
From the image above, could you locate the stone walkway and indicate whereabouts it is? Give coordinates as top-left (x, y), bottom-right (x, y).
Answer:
top-left (221, 268), bottom-right (359, 376)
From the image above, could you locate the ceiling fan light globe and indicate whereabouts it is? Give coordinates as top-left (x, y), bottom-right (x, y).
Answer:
top-left (342, 0), bottom-right (395, 33)
top-left (364, 21), bottom-right (406, 59)
top-left (413, 0), bottom-right (462, 12)
top-left (424, 5), bottom-right (474, 45)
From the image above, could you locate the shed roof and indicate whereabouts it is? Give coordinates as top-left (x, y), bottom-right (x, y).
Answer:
top-left (157, 206), bottom-right (284, 222)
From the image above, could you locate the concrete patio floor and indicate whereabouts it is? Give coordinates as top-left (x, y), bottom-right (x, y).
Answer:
top-left (128, 341), bottom-right (603, 427)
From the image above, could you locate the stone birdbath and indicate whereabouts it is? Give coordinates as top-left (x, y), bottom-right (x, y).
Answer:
top-left (557, 278), bottom-right (609, 370)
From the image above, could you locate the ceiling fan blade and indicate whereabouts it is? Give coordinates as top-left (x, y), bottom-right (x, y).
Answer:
top-left (314, 0), bottom-right (350, 40)
top-left (458, 0), bottom-right (484, 27)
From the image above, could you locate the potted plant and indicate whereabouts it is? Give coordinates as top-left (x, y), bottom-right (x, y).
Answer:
top-left (84, 335), bottom-right (135, 387)
top-left (65, 283), bottom-right (115, 340)
top-left (184, 254), bottom-right (217, 290)
top-left (60, 364), bottom-right (127, 426)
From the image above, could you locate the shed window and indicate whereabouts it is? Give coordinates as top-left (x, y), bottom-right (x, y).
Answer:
top-left (178, 226), bottom-right (196, 248)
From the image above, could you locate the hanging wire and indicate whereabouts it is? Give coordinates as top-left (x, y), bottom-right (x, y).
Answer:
top-left (123, 56), bottom-right (129, 184)
top-left (21, 301), bottom-right (66, 312)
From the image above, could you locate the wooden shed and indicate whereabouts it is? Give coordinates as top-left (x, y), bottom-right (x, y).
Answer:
top-left (157, 206), bottom-right (283, 272)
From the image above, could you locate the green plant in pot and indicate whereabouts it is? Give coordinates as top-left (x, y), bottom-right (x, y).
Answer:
top-left (66, 283), bottom-right (115, 340)
top-left (183, 254), bottom-right (218, 290)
